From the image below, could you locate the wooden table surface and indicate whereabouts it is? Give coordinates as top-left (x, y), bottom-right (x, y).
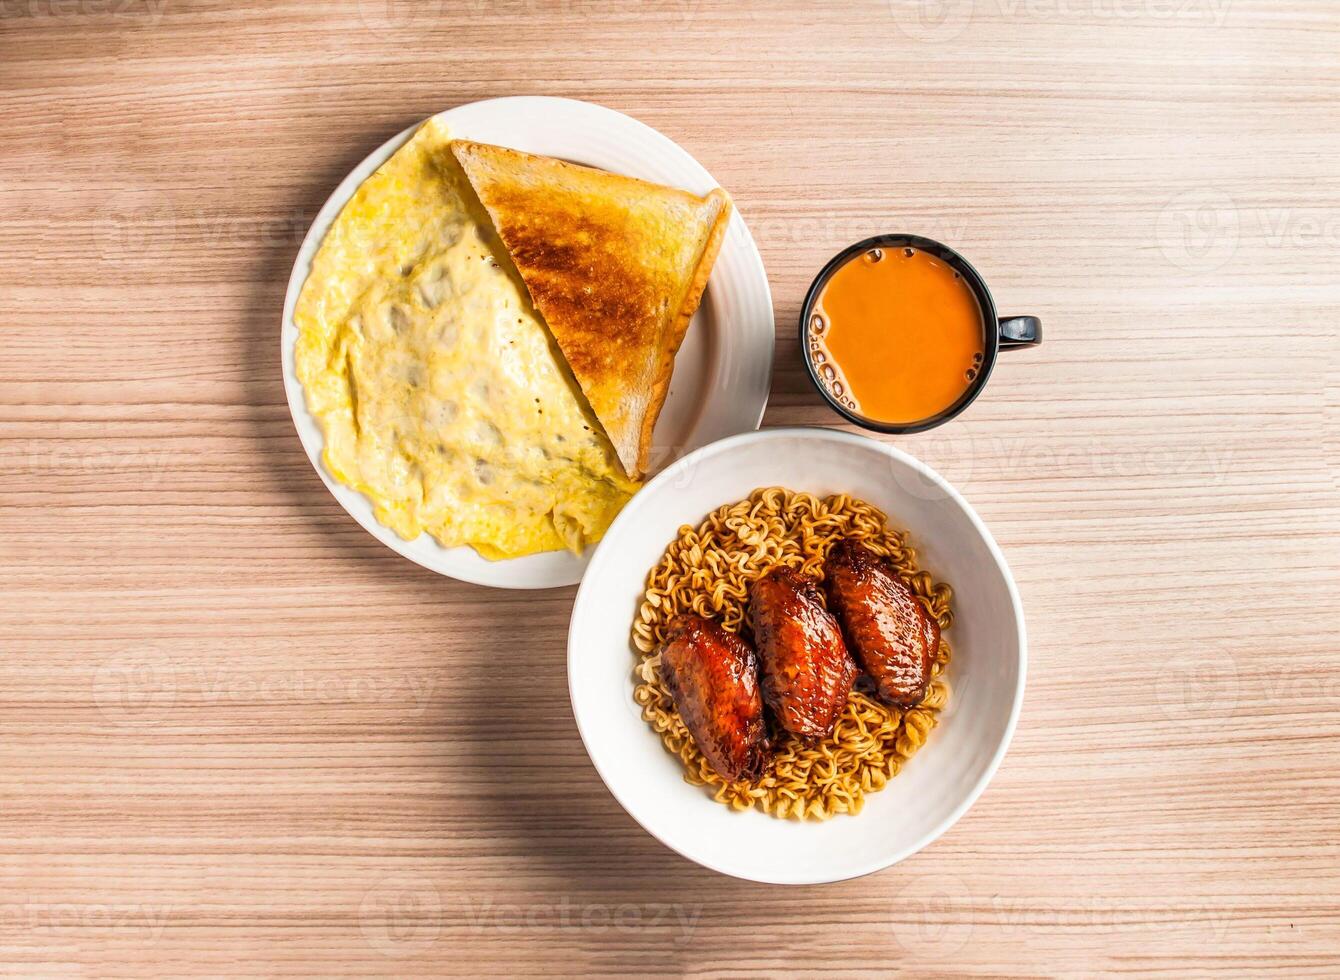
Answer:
top-left (4, 1), bottom-right (1338, 976)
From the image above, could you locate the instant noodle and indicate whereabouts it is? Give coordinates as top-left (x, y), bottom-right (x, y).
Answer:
top-left (631, 487), bottom-right (953, 820)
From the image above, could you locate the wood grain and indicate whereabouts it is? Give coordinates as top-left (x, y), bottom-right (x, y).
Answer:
top-left (2, 1), bottom-right (1338, 975)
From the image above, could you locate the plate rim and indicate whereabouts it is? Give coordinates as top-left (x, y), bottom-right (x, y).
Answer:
top-left (566, 425), bottom-right (1028, 884)
top-left (279, 96), bottom-right (774, 589)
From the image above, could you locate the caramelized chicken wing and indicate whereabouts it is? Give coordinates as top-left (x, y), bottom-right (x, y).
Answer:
top-left (823, 539), bottom-right (939, 707)
top-left (658, 614), bottom-right (771, 782)
top-left (748, 568), bottom-right (857, 738)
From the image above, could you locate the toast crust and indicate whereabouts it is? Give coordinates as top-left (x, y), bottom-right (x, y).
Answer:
top-left (638, 185), bottom-right (730, 478)
top-left (449, 139), bottom-right (731, 479)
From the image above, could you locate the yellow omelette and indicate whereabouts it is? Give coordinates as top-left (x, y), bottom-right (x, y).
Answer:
top-left (293, 118), bottom-right (637, 560)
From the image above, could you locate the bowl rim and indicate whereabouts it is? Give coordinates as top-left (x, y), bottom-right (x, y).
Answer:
top-left (566, 425), bottom-right (1028, 883)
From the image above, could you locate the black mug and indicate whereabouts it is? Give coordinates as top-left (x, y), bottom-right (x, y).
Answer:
top-left (800, 234), bottom-right (1041, 434)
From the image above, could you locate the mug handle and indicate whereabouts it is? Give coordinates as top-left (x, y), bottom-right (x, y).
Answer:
top-left (998, 316), bottom-right (1042, 350)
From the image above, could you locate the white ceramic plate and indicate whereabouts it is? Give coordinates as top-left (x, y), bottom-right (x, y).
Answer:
top-left (280, 97), bottom-right (774, 588)
top-left (568, 428), bottom-right (1026, 883)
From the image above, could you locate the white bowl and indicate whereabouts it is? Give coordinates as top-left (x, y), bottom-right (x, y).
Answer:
top-left (567, 427), bottom-right (1026, 883)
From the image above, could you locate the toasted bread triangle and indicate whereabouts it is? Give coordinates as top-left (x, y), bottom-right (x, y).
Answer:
top-left (449, 140), bottom-right (731, 479)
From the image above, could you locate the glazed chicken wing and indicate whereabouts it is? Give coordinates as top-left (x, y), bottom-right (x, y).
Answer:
top-left (658, 614), bottom-right (771, 782)
top-left (748, 568), bottom-right (857, 738)
top-left (823, 539), bottom-right (940, 708)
